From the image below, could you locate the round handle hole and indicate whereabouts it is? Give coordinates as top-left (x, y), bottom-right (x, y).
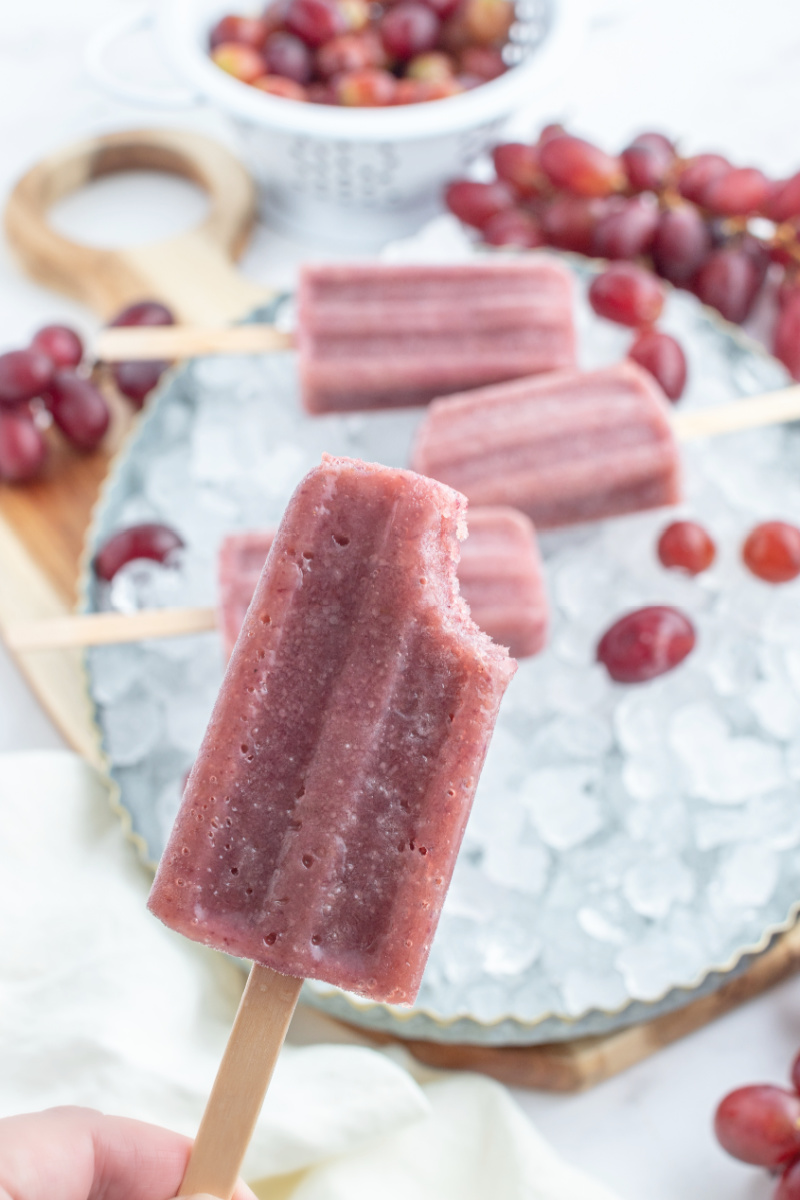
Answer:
top-left (49, 170), bottom-right (210, 249)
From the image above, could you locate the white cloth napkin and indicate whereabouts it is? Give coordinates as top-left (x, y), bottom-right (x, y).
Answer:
top-left (0, 750), bottom-right (620, 1200)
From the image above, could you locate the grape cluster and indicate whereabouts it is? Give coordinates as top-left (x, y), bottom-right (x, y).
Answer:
top-left (208, 0), bottom-right (513, 107)
top-left (0, 300), bottom-right (175, 487)
top-left (715, 1051), bottom-right (800, 1198)
top-left (445, 127), bottom-right (800, 383)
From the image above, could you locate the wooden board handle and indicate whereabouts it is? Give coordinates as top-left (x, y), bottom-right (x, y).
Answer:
top-left (4, 128), bottom-right (270, 322)
top-left (94, 325), bottom-right (295, 362)
top-left (179, 964), bottom-right (302, 1200)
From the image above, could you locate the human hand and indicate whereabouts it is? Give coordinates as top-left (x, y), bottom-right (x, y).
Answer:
top-left (0, 1107), bottom-right (258, 1200)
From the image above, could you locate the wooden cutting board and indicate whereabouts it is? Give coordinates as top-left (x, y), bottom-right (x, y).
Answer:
top-left (1, 127), bottom-right (797, 1090)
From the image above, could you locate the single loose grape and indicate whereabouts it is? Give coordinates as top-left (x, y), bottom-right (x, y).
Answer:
top-left (657, 521), bottom-right (715, 575)
top-left (742, 522), bottom-right (800, 584)
top-left (714, 1085), bottom-right (800, 1168)
top-left (94, 523), bottom-right (184, 583)
top-left (596, 606), bottom-right (696, 683)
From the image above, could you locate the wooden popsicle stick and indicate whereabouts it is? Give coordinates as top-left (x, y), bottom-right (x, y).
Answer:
top-left (94, 324), bottom-right (295, 362)
top-left (179, 964), bottom-right (303, 1200)
top-left (5, 606), bottom-right (217, 651)
top-left (671, 384), bottom-right (800, 440)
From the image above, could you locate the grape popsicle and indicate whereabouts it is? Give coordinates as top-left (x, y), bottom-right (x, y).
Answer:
top-left (217, 505), bottom-right (548, 663)
top-left (150, 455), bottom-right (515, 1004)
top-left (411, 361), bottom-right (682, 528)
top-left (297, 258), bottom-right (576, 413)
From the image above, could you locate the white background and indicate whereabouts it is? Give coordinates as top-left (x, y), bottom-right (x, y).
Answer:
top-left (2, 1), bottom-right (800, 1196)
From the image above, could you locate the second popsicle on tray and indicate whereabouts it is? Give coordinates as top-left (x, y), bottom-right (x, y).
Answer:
top-left (411, 361), bottom-right (683, 527)
top-left (147, 455), bottom-right (516, 1198)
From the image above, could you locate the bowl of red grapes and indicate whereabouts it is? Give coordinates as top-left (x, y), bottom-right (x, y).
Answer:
top-left (88, 0), bottom-right (580, 241)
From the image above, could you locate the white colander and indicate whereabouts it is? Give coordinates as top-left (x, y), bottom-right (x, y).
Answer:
top-left (86, 0), bottom-right (582, 244)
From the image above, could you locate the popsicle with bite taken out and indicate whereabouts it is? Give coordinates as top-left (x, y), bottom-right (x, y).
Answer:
top-left (147, 455), bottom-right (515, 1199)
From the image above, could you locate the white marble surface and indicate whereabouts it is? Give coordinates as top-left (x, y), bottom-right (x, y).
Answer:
top-left (2, 1), bottom-right (800, 1197)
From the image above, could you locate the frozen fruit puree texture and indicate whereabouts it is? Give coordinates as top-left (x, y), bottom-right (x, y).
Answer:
top-left (297, 258), bottom-right (576, 413)
top-left (457, 507), bottom-right (548, 658)
top-left (149, 456), bottom-right (516, 1004)
top-left (411, 362), bottom-right (681, 528)
top-left (218, 507), bottom-right (547, 662)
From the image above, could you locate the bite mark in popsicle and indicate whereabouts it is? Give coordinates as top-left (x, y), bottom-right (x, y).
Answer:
top-left (297, 258), bottom-right (576, 413)
top-left (218, 504), bottom-right (548, 663)
top-left (411, 361), bottom-right (682, 528)
top-left (149, 455), bottom-right (516, 1004)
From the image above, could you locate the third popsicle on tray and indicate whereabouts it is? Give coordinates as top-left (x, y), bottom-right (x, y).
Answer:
top-left (218, 505), bottom-right (548, 663)
top-left (411, 361), bottom-right (682, 528)
top-left (149, 455), bottom-right (516, 1004)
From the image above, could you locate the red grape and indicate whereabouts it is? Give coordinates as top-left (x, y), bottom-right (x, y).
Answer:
top-left (285, 0), bottom-right (349, 46)
top-left (0, 348), bottom-right (54, 408)
top-left (44, 371), bottom-right (110, 452)
top-left (254, 74), bottom-right (308, 98)
top-left (538, 123), bottom-right (565, 144)
top-left (108, 301), bottom-right (175, 409)
top-left (597, 606), bottom-right (695, 683)
top-left (421, 0), bottom-right (462, 19)
top-left (336, 67), bottom-right (396, 105)
top-left (381, 3), bottom-right (439, 60)
top-left (588, 262), bottom-right (664, 327)
top-left (774, 291), bottom-right (800, 379)
top-left (111, 362), bottom-right (170, 408)
top-left (776, 1160), bottom-right (800, 1200)
top-left (94, 523), bottom-right (184, 583)
top-left (306, 80), bottom-right (336, 103)
top-left (461, 0), bottom-right (513, 44)
top-left (492, 142), bottom-right (541, 195)
top-left (263, 30), bottom-right (313, 81)
top-left (444, 179), bottom-right (515, 229)
top-left (693, 246), bottom-right (762, 324)
top-left (628, 329), bottom-right (687, 400)
top-left (766, 172), bottom-right (800, 223)
top-left (211, 41), bottom-right (268, 82)
top-left (621, 132), bottom-right (676, 192)
top-left (701, 166), bottom-right (772, 216)
top-left (651, 203), bottom-right (711, 287)
top-left (392, 76), bottom-right (461, 102)
top-left (538, 134), bottom-right (624, 197)
top-left (657, 521), bottom-right (715, 574)
top-left (406, 49), bottom-right (454, 79)
top-left (30, 324), bottom-right (83, 369)
top-left (714, 1086), bottom-right (800, 1167)
top-left (458, 44), bottom-right (505, 80)
top-left (316, 29), bottom-right (385, 74)
top-left (742, 521), bottom-right (800, 584)
top-left (592, 195), bottom-right (659, 260)
top-left (481, 208), bottom-right (544, 247)
top-left (677, 153), bottom-right (730, 203)
top-left (540, 195), bottom-right (609, 255)
top-left (209, 14), bottom-right (269, 49)
top-left (0, 409), bottom-right (47, 482)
